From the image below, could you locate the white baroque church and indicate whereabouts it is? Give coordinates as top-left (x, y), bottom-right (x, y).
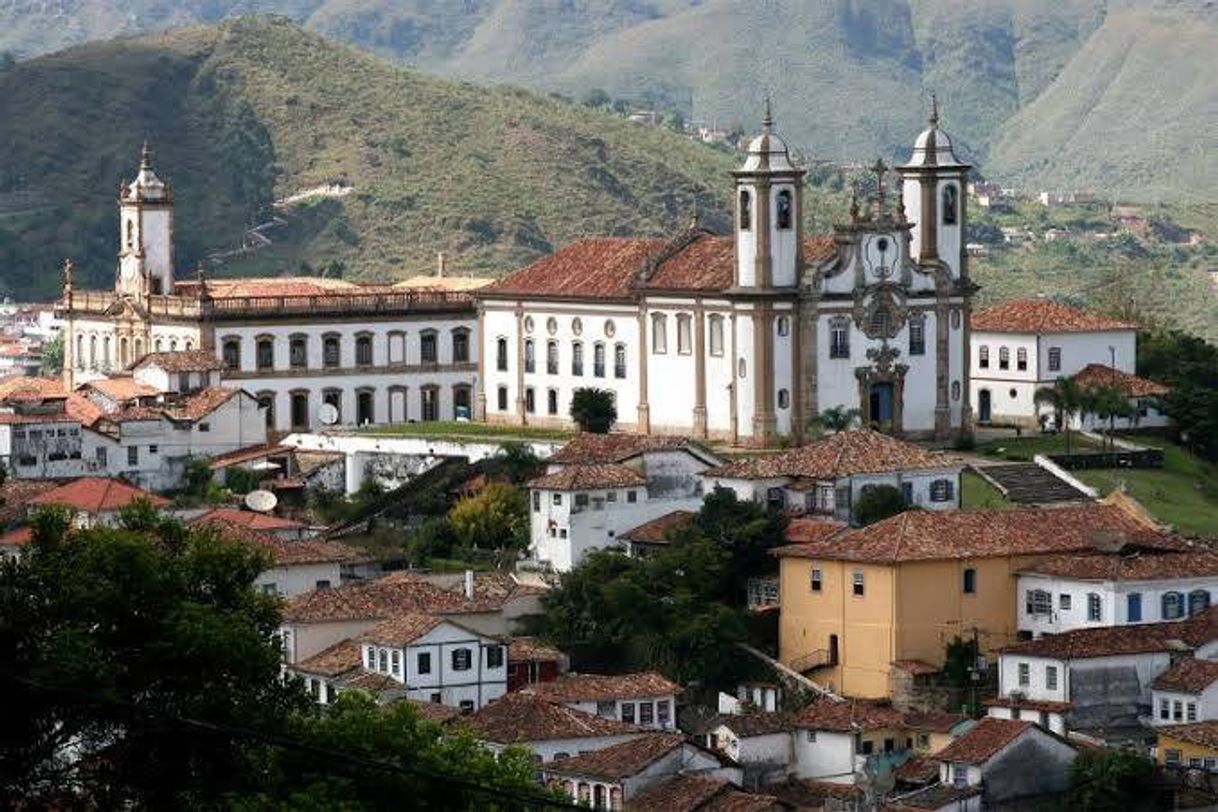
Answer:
top-left (477, 103), bottom-right (975, 445)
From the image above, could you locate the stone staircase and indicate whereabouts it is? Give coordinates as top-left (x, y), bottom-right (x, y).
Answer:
top-left (976, 463), bottom-right (1093, 505)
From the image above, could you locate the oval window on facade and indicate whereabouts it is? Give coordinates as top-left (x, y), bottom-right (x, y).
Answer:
top-left (738, 358), bottom-right (747, 379)
top-left (546, 317), bottom-right (558, 335)
top-left (604, 319), bottom-right (616, 338)
top-left (951, 380), bottom-right (961, 401)
top-left (572, 317), bottom-right (583, 336)
top-left (951, 309), bottom-right (962, 330)
top-left (524, 316), bottom-right (534, 334)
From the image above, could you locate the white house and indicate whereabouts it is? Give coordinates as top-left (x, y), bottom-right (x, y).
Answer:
top-left (1150, 657), bottom-right (1218, 727)
top-left (477, 102), bottom-right (973, 447)
top-left (969, 297), bottom-right (1147, 429)
top-left (1017, 549), bottom-right (1218, 637)
top-left (701, 428), bottom-right (963, 520)
top-left (934, 718), bottom-right (1076, 805)
top-left (26, 476), bottom-right (169, 528)
top-left (789, 699), bottom-right (909, 785)
top-left (711, 712), bottom-right (793, 781)
top-left (199, 518), bottom-right (365, 597)
top-left (526, 672), bottom-right (681, 731)
top-left (542, 733), bottom-right (741, 809)
top-left (459, 691), bottom-right (645, 763)
top-left (1071, 363), bottom-right (1171, 431)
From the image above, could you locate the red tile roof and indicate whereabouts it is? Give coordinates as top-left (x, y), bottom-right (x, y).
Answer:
top-left (791, 699), bottom-right (906, 733)
top-left (971, 298), bottom-right (1135, 334)
top-left (507, 637), bottom-right (565, 664)
top-left (0, 375), bottom-right (64, 402)
top-left (0, 526), bottom-right (33, 547)
top-left (132, 349), bottom-right (225, 372)
top-left (998, 608), bottom-right (1218, 659)
top-left (984, 696), bottom-right (1072, 714)
top-left (459, 692), bottom-right (641, 743)
top-left (893, 756), bottom-right (940, 785)
top-left (207, 443), bottom-right (292, 470)
top-left (717, 711), bottom-right (793, 738)
top-left (291, 639), bottom-right (362, 678)
top-left (544, 732), bottom-right (685, 779)
top-left (164, 387), bottom-right (240, 421)
top-left (200, 276), bottom-right (391, 299)
top-left (1159, 721), bottom-right (1218, 750)
top-left (548, 433), bottom-right (712, 466)
top-left (203, 520), bottom-right (366, 566)
top-left (1073, 364), bottom-right (1170, 398)
top-left (618, 510), bottom-right (694, 545)
top-left (627, 776), bottom-right (781, 812)
top-left (29, 477), bottom-right (169, 513)
top-left (1152, 657), bottom-right (1218, 694)
top-left (192, 508), bottom-right (307, 531)
top-left (528, 463), bottom-right (647, 491)
top-left (1019, 549), bottom-right (1218, 581)
top-left (933, 717), bottom-right (1037, 764)
top-left (403, 698), bottom-right (461, 724)
top-left (771, 503), bottom-right (1169, 564)
top-left (784, 517), bottom-right (849, 545)
top-left (281, 571), bottom-right (537, 624)
top-left (0, 479), bottom-right (61, 524)
top-left (356, 613), bottom-right (450, 647)
top-left (705, 429), bottom-right (959, 481)
top-left (891, 660), bottom-right (940, 676)
top-left (902, 711), bottom-right (968, 734)
top-left (83, 376), bottom-right (159, 401)
top-left (65, 393), bottom-right (105, 426)
top-left (526, 671), bottom-right (681, 703)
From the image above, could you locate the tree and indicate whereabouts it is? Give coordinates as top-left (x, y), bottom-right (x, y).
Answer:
top-left (38, 334), bottom-right (62, 376)
top-left (1084, 385), bottom-right (1135, 450)
top-left (810, 406), bottom-right (860, 435)
top-left (484, 442), bottom-right (541, 485)
top-left (581, 88), bottom-right (611, 109)
top-left (1139, 329), bottom-right (1218, 459)
top-left (1034, 376), bottom-right (1086, 453)
top-left (853, 484), bottom-right (907, 526)
top-left (1068, 747), bottom-right (1158, 811)
top-left (664, 110), bottom-right (686, 132)
top-left (0, 52), bottom-right (14, 73)
top-left (447, 482), bottom-right (529, 553)
top-left (570, 387), bottom-right (617, 433)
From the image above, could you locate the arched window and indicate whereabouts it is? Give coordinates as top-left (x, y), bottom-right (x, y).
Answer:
top-left (546, 388), bottom-right (558, 416)
top-left (322, 334), bottom-right (340, 368)
top-left (451, 328), bottom-right (470, 363)
top-left (942, 184), bottom-right (958, 226)
top-left (739, 190), bottom-right (751, 231)
top-left (614, 343), bottom-right (627, 379)
top-left (289, 390), bottom-right (309, 430)
top-left (979, 346), bottom-right (989, 369)
top-left (676, 313), bottom-right (693, 355)
top-left (1189, 589), bottom-right (1211, 617)
top-left (708, 314), bottom-right (725, 357)
top-left (290, 334), bottom-right (308, 369)
top-left (908, 314), bottom-right (926, 356)
top-left (999, 347), bottom-right (1010, 370)
top-left (546, 340), bottom-right (559, 374)
top-left (256, 335), bottom-right (274, 370)
top-left (75, 335), bottom-right (84, 369)
top-left (524, 339), bottom-right (535, 373)
top-left (776, 316), bottom-right (790, 337)
top-left (257, 391), bottom-right (276, 430)
top-left (133, 338), bottom-right (143, 359)
top-left (185, 340), bottom-right (193, 351)
top-left (419, 330), bottom-right (438, 364)
top-left (222, 338), bottom-right (241, 370)
top-left (651, 313), bottom-right (668, 354)
top-left (777, 388), bottom-right (790, 409)
top-left (496, 338), bottom-right (508, 372)
top-left (776, 189), bottom-right (793, 230)
top-left (593, 343), bottom-right (606, 378)
top-left (870, 306), bottom-right (891, 336)
top-left (962, 568), bottom-right (976, 594)
top-left (154, 338), bottom-right (163, 353)
top-left (89, 336), bottom-right (97, 368)
top-left (356, 388), bottom-right (375, 425)
top-left (117, 337), bottom-right (127, 368)
top-left (125, 220), bottom-right (135, 248)
top-left (829, 317), bottom-right (850, 359)
top-left (355, 333), bottom-right (373, 367)
top-left (572, 342), bottom-right (584, 376)
top-left (169, 339), bottom-right (177, 352)
top-left (1016, 347), bottom-right (1027, 371)
top-left (103, 336), bottom-right (112, 367)
top-left (1163, 591), bottom-right (1185, 620)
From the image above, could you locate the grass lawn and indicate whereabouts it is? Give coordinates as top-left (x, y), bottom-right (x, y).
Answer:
top-left (357, 421), bottom-right (575, 443)
top-left (961, 471), bottom-right (1014, 510)
top-left (974, 432), bottom-right (1103, 462)
top-left (1074, 442), bottom-right (1218, 537)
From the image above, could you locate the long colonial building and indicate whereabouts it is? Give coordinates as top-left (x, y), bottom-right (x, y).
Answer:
top-left (58, 144), bottom-right (484, 433)
top-left (476, 103), bottom-right (975, 445)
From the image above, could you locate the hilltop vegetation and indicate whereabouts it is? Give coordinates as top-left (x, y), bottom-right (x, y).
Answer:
top-left (0, 1), bottom-right (1214, 200)
top-left (0, 18), bottom-right (748, 299)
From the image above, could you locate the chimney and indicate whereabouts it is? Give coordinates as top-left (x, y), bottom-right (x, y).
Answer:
top-left (437, 251), bottom-right (447, 278)
top-left (464, 569), bottom-right (475, 600)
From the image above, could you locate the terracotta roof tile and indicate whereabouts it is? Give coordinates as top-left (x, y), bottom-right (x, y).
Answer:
top-left (101, 406), bottom-right (164, 423)
top-left (1020, 549), bottom-right (1218, 581)
top-left (902, 711), bottom-right (968, 733)
top-left (201, 276), bottom-right (384, 299)
top-left (705, 429), bottom-right (959, 481)
top-left (356, 613), bottom-right (447, 647)
top-left (1073, 364), bottom-right (1170, 398)
top-left (1152, 657), bottom-right (1218, 694)
top-left (933, 717), bottom-right (1038, 764)
top-left (163, 387), bottom-right (240, 421)
top-left (281, 571), bottom-right (535, 624)
top-left (984, 696), bottom-right (1072, 714)
top-left (29, 477), bottom-right (169, 513)
top-left (893, 755), bottom-right (940, 785)
top-left (717, 711), bottom-right (792, 738)
top-left (791, 699), bottom-right (906, 733)
top-left (204, 520), bottom-right (366, 566)
top-left (83, 376), bottom-right (160, 401)
top-left (207, 443), bottom-right (292, 469)
top-left (885, 784), bottom-right (982, 810)
top-left (132, 349), bottom-right (225, 372)
top-left (529, 463), bottom-right (647, 491)
top-left (784, 517), bottom-right (849, 544)
top-left (340, 671), bottom-right (401, 693)
top-left (507, 637), bottom-right (565, 663)
top-left (527, 672), bottom-right (681, 703)
top-left (0, 526), bottom-right (33, 547)
top-left (618, 510), bottom-right (694, 545)
top-left (544, 732), bottom-right (685, 780)
top-left (65, 393), bottom-right (105, 426)
top-left (1159, 721), bottom-right (1218, 750)
top-left (291, 639), bottom-right (362, 678)
top-left (192, 508), bottom-right (307, 531)
top-left (0, 375), bottom-right (64, 401)
top-left (485, 237), bottom-right (666, 300)
top-left (626, 774), bottom-right (780, 812)
top-left (771, 503), bottom-right (1169, 564)
top-left (891, 660), bottom-right (940, 676)
top-left (0, 479), bottom-right (61, 524)
top-left (402, 698), bottom-right (461, 723)
top-left (459, 692), bottom-right (641, 743)
top-left (549, 433), bottom-right (712, 466)
top-left (1000, 607), bottom-right (1218, 659)
top-left (971, 298), bottom-right (1135, 334)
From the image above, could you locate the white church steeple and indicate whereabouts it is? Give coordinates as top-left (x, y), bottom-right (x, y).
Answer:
top-left (117, 142), bottom-right (176, 298)
top-left (732, 100), bottom-right (805, 289)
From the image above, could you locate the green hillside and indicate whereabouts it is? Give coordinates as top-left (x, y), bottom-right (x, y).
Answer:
top-left (0, 17), bottom-right (779, 299)
top-left (0, 1), bottom-right (1214, 200)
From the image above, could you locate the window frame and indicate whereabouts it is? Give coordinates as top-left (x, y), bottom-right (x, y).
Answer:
top-left (651, 313), bottom-right (668, 355)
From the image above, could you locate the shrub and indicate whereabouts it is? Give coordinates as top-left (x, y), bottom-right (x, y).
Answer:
top-left (570, 387), bottom-right (617, 434)
top-left (853, 484), bottom-right (907, 526)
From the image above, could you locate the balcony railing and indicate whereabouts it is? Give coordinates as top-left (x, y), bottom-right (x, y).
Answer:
top-left (789, 648), bottom-right (832, 673)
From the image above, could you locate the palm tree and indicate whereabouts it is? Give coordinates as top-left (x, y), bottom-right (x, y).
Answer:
top-left (811, 405), bottom-right (861, 436)
top-left (1088, 385), bottom-right (1136, 450)
top-left (1034, 377), bottom-right (1085, 454)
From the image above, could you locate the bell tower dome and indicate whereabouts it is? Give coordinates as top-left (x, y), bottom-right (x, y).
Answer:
top-left (116, 142), bottom-right (175, 298)
top-left (732, 101), bottom-right (805, 289)
top-left (896, 96), bottom-right (970, 280)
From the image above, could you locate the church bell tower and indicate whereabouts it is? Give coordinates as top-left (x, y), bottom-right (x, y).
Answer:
top-left (117, 142), bottom-right (175, 298)
top-left (896, 96), bottom-right (970, 280)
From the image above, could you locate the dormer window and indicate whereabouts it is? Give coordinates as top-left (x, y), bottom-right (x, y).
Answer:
top-left (776, 189), bottom-right (793, 230)
top-left (739, 190), bottom-right (752, 231)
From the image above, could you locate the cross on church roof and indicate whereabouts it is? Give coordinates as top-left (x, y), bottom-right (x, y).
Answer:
top-left (929, 92), bottom-right (940, 127)
top-left (140, 140), bottom-right (153, 171)
top-left (871, 159), bottom-right (889, 216)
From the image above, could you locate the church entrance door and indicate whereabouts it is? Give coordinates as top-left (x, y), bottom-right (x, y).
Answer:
top-left (978, 389), bottom-right (992, 424)
top-left (869, 382), bottom-right (895, 432)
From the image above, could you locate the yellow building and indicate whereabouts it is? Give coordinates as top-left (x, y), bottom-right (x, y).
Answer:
top-left (774, 501), bottom-right (1163, 699)
top-left (1158, 721), bottom-right (1218, 769)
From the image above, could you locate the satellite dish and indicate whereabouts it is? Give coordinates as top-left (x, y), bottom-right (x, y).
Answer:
top-left (244, 489), bottom-right (278, 513)
top-left (318, 403), bottom-right (339, 426)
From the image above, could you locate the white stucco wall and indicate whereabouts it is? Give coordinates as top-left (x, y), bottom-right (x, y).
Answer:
top-left (1018, 574), bottom-right (1218, 636)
